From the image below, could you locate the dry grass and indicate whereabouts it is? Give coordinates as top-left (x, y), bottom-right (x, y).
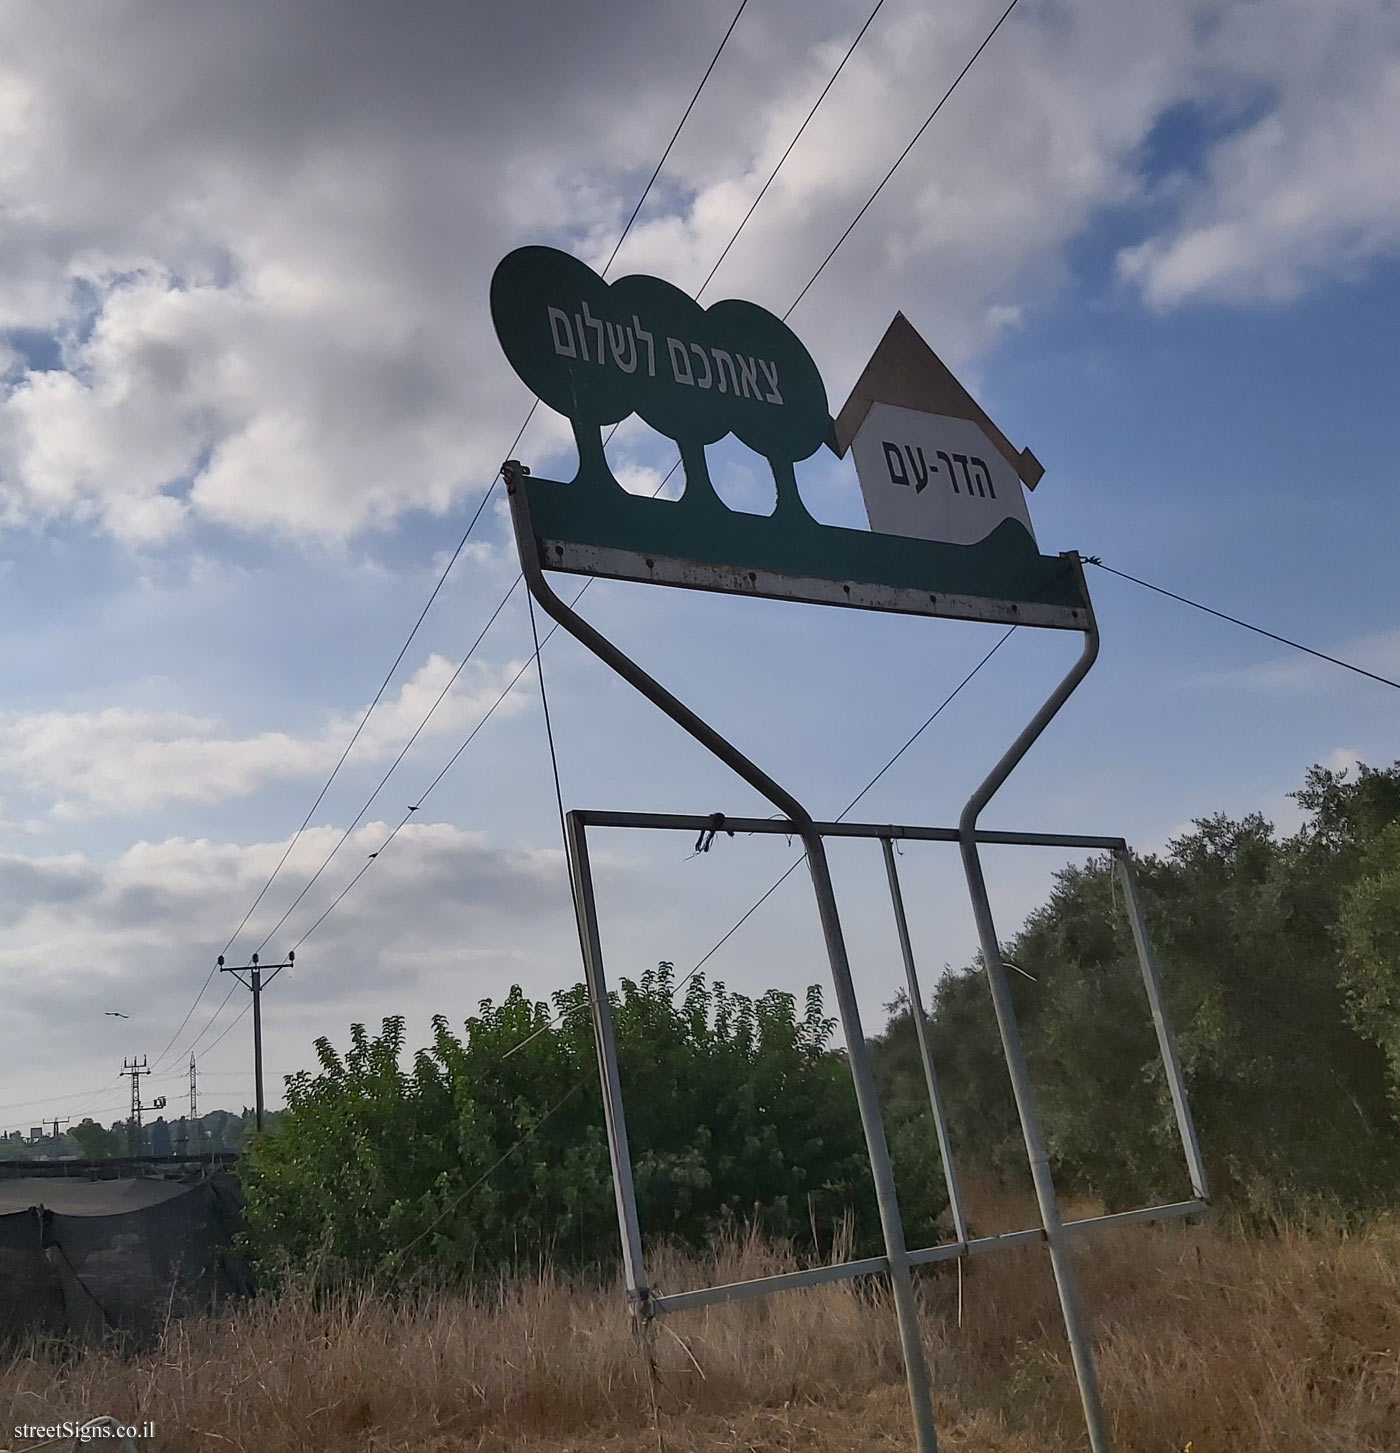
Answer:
top-left (5, 1193), bottom-right (1400, 1451)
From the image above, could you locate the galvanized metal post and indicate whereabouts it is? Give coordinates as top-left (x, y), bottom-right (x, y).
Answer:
top-left (1112, 851), bottom-right (1209, 1202)
top-left (565, 811), bottom-right (651, 1310)
top-left (801, 830), bottom-right (941, 1453)
top-left (957, 554), bottom-right (1112, 1453)
top-left (504, 461), bottom-right (940, 1453)
top-left (881, 838), bottom-right (969, 1246)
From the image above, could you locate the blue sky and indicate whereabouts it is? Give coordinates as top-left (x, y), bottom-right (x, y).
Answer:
top-left (0, 0), bottom-right (1397, 1133)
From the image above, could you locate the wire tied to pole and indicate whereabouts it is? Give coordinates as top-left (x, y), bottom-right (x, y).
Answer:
top-left (693, 813), bottom-right (733, 855)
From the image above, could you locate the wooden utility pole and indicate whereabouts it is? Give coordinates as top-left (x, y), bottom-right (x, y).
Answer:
top-left (218, 950), bottom-right (293, 1131)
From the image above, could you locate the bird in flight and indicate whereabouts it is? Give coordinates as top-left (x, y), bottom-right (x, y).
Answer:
top-left (104, 1011), bottom-right (130, 1019)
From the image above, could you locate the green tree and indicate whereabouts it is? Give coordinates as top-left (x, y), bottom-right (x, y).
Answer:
top-left (241, 967), bottom-right (882, 1286)
top-left (68, 1118), bottom-right (120, 1159)
top-left (875, 769), bottom-right (1400, 1220)
top-left (1327, 763), bottom-right (1400, 1112)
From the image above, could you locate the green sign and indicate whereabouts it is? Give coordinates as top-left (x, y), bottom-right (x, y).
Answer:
top-left (491, 246), bottom-right (831, 516)
top-left (490, 247), bottom-right (1090, 629)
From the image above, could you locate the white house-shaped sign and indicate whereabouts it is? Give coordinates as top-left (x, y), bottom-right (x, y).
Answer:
top-left (833, 314), bottom-right (1044, 548)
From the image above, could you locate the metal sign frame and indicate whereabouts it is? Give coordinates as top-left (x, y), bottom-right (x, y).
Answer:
top-left (501, 458), bottom-right (1207, 1453)
top-left (567, 808), bottom-right (1209, 1314)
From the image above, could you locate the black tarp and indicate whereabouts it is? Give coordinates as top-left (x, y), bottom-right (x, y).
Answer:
top-left (0, 1207), bottom-right (61, 1340)
top-left (0, 1172), bottom-right (252, 1344)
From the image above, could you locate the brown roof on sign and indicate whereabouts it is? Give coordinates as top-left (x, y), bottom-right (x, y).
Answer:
top-left (831, 313), bottom-right (1044, 489)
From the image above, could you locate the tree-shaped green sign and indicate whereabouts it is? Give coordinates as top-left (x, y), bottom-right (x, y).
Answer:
top-left (491, 246), bottom-right (1089, 628)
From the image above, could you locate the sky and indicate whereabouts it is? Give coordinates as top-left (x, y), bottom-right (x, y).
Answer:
top-left (0, 0), bottom-right (1398, 1135)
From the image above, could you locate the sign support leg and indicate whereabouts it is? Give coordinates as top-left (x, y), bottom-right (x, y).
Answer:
top-left (956, 557), bottom-right (1112, 1453)
top-left (505, 463), bottom-right (940, 1453)
top-left (882, 838), bottom-right (969, 1246)
top-left (804, 830), bottom-right (940, 1453)
top-left (565, 812), bottom-right (650, 1312)
top-left (1112, 851), bottom-right (1209, 1202)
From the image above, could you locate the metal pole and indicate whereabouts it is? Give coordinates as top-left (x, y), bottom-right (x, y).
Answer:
top-left (881, 838), bottom-right (969, 1246)
top-left (801, 831), bottom-right (941, 1453)
top-left (1112, 851), bottom-right (1209, 1201)
top-left (957, 555), bottom-right (1112, 1453)
top-left (504, 462), bottom-right (939, 1453)
top-left (565, 812), bottom-right (650, 1311)
top-left (121, 1056), bottom-right (148, 1155)
top-left (251, 959), bottom-right (264, 1133)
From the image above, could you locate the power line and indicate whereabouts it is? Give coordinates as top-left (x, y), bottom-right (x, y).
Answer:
top-left (228, 0), bottom-right (749, 956)
top-left (250, 581), bottom-right (522, 956)
top-left (221, 0), bottom-right (749, 958)
top-left (287, 576), bottom-right (596, 953)
top-left (298, 630), bottom-right (1017, 1246)
top-left (602, 0), bottom-right (753, 278)
top-left (151, 431), bottom-right (530, 1074)
top-left (695, 0), bottom-right (891, 299)
top-left (507, 626), bottom-right (1018, 1056)
top-left (179, 981), bottom-right (240, 1064)
top-left (222, 446), bottom-right (523, 963)
top-left (1087, 559), bottom-right (1400, 693)
top-left (201, 1002), bottom-right (250, 1057)
top-left (0, 1081), bottom-right (126, 1116)
top-left (673, 625), bottom-right (1017, 998)
top-left (238, 421), bottom-right (664, 972)
top-left (156, 4), bottom-right (757, 1066)
top-left (785, 0), bottom-right (1025, 320)
top-left (253, 0), bottom-right (1022, 957)
top-left (285, 453), bottom-right (687, 952)
top-left (175, 0), bottom-right (1004, 1144)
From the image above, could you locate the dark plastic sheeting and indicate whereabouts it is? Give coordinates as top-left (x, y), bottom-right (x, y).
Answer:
top-left (0, 1174), bottom-right (252, 1344)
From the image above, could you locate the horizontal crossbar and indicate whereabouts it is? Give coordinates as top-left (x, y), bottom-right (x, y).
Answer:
top-left (572, 809), bottom-right (1127, 852)
top-left (648, 1198), bottom-right (1205, 1316)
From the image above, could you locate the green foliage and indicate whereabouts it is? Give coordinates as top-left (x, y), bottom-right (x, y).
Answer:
top-left (1338, 819), bottom-right (1400, 1109)
top-left (68, 1118), bottom-right (121, 1159)
top-left (241, 967), bottom-right (880, 1286)
top-left (244, 758), bottom-right (1400, 1287)
top-left (876, 763), bottom-right (1400, 1222)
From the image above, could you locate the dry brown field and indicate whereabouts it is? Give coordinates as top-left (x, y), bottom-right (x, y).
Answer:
top-left (4, 1192), bottom-right (1399, 1452)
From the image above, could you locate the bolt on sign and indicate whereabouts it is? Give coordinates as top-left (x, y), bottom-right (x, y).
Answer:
top-left (489, 246), bottom-right (1089, 629)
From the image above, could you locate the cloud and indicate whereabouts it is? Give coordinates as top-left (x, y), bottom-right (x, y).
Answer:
top-left (1323, 745), bottom-right (1363, 776)
top-left (0, 817), bottom-right (594, 1121)
top-left (0, 2), bottom-right (1396, 546)
top-left (1186, 623), bottom-right (1400, 696)
top-left (1118, 3), bottom-right (1400, 305)
top-left (0, 652), bottom-right (529, 815)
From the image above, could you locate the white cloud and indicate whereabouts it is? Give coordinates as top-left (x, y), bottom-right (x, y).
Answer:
top-left (0, 818), bottom-right (590, 1118)
top-left (0, 652), bottom-right (529, 815)
top-left (1119, 3), bottom-right (1400, 305)
top-left (0, 2), bottom-right (1396, 546)
top-left (1324, 745), bottom-right (1363, 776)
top-left (1186, 623), bottom-right (1400, 696)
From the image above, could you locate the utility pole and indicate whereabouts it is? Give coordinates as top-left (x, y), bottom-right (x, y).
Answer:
top-left (177, 1051), bottom-right (198, 1154)
top-left (47, 1116), bottom-right (71, 1142)
top-left (218, 950), bottom-right (293, 1132)
top-left (120, 1056), bottom-right (150, 1155)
